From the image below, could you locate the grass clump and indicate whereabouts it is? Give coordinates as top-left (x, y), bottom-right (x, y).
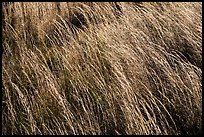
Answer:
top-left (2, 2), bottom-right (202, 135)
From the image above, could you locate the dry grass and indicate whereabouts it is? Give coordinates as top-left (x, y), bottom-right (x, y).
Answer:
top-left (2, 2), bottom-right (202, 135)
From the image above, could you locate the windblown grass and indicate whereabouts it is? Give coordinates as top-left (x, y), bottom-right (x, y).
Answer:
top-left (2, 2), bottom-right (202, 135)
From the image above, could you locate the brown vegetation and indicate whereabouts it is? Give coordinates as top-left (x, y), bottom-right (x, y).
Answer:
top-left (2, 2), bottom-right (202, 135)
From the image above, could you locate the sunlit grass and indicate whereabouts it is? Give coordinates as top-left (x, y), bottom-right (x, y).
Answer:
top-left (2, 2), bottom-right (202, 135)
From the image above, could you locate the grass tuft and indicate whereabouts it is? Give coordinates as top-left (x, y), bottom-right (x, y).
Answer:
top-left (2, 2), bottom-right (202, 135)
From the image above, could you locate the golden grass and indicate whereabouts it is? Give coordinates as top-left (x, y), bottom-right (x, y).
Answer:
top-left (2, 2), bottom-right (202, 135)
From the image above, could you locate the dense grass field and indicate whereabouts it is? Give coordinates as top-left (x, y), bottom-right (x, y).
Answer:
top-left (2, 2), bottom-right (202, 135)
